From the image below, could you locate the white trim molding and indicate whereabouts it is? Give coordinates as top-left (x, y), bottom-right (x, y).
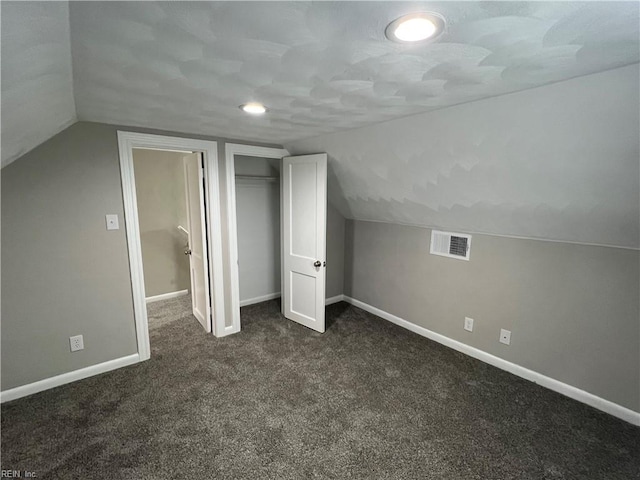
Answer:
top-left (1, 354), bottom-right (140, 403)
top-left (326, 294), bottom-right (345, 306)
top-left (239, 292), bottom-right (281, 307)
top-left (342, 296), bottom-right (640, 426)
top-left (237, 293), bottom-right (344, 308)
top-left (223, 143), bottom-right (289, 337)
top-left (146, 289), bottom-right (189, 304)
top-left (117, 131), bottom-right (226, 346)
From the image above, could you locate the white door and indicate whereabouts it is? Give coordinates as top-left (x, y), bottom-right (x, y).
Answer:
top-left (184, 153), bottom-right (212, 332)
top-left (282, 154), bottom-right (327, 333)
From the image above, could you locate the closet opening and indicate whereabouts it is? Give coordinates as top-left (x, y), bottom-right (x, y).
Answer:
top-left (224, 144), bottom-right (289, 335)
top-left (234, 155), bottom-right (282, 310)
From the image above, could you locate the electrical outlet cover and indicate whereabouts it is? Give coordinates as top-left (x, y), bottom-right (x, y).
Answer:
top-left (499, 329), bottom-right (511, 345)
top-left (70, 335), bottom-right (84, 352)
top-left (464, 317), bottom-right (474, 332)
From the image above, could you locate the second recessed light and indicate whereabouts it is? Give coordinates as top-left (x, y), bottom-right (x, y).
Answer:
top-left (240, 102), bottom-right (267, 115)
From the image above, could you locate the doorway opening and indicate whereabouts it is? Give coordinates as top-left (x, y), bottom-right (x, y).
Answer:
top-left (118, 132), bottom-right (225, 361)
top-left (235, 156), bottom-right (281, 304)
top-left (224, 145), bottom-right (328, 334)
top-left (224, 144), bottom-right (289, 335)
top-left (132, 148), bottom-right (210, 335)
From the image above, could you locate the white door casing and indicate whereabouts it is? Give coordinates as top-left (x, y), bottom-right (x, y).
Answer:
top-left (184, 153), bottom-right (212, 332)
top-left (224, 144), bottom-right (289, 335)
top-left (282, 154), bottom-right (327, 333)
top-left (118, 131), bottom-right (225, 360)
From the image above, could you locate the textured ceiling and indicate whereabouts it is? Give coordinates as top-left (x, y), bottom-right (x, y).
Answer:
top-left (286, 64), bottom-right (640, 248)
top-left (1, 1), bottom-right (76, 166)
top-left (2, 1), bottom-right (639, 168)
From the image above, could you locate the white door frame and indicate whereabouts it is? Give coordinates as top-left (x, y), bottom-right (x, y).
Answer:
top-left (224, 143), bottom-right (289, 335)
top-left (117, 131), bottom-right (226, 360)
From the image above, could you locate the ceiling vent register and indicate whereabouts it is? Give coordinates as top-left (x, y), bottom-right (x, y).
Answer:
top-left (430, 230), bottom-right (472, 261)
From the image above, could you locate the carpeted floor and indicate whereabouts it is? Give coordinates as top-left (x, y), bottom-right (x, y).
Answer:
top-left (146, 294), bottom-right (196, 331)
top-left (2, 297), bottom-right (639, 479)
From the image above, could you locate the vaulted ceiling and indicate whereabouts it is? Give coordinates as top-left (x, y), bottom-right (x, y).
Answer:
top-left (2, 1), bottom-right (639, 167)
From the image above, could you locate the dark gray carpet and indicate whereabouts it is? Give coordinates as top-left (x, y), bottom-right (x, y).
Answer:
top-left (2, 298), bottom-right (639, 479)
top-left (146, 294), bottom-right (195, 331)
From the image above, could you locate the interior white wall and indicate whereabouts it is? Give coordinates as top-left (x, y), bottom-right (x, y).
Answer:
top-left (286, 64), bottom-right (640, 249)
top-left (234, 156), bottom-right (281, 305)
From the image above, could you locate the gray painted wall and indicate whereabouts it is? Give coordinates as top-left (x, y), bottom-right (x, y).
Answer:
top-left (133, 149), bottom-right (190, 298)
top-left (286, 64), bottom-right (640, 249)
top-left (1, 123), bottom-right (138, 390)
top-left (326, 203), bottom-right (345, 299)
top-left (345, 220), bottom-right (640, 412)
top-left (1, 121), bottom-right (345, 390)
top-left (0, 122), bottom-right (279, 389)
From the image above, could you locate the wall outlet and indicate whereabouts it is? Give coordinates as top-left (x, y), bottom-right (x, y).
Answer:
top-left (464, 317), bottom-right (474, 332)
top-left (69, 335), bottom-right (84, 352)
top-left (499, 329), bottom-right (511, 345)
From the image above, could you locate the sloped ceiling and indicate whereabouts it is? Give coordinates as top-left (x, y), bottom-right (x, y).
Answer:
top-left (286, 64), bottom-right (640, 249)
top-left (1, 1), bottom-right (76, 166)
top-left (2, 1), bottom-right (639, 167)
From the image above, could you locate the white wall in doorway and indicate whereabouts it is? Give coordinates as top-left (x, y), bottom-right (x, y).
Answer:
top-left (234, 156), bottom-right (281, 306)
top-left (224, 144), bottom-right (290, 335)
top-left (133, 149), bottom-right (190, 298)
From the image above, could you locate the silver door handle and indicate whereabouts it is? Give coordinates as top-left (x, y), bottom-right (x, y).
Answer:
top-left (314, 260), bottom-right (321, 267)
top-left (184, 249), bottom-right (192, 256)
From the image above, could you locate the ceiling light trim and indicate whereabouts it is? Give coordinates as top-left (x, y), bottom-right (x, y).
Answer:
top-left (385, 12), bottom-right (446, 44)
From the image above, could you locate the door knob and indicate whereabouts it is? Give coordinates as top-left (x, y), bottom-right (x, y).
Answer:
top-left (314, 260), bottom-right (321, 267)
top-left (184, 249), bottom-right (192, 256)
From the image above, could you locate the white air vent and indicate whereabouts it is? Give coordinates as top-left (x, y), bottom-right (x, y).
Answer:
top-left (430, 230), bottom-right (472, 260)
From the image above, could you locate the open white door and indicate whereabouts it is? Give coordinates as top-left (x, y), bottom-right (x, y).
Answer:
top-left (282, 154), bottom-right (327, 333)
top-left (184, 153), bottom-right (212, 332)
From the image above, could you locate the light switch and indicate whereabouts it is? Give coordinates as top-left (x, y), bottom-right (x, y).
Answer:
top-left (105, 214), bottom-right (119, 230)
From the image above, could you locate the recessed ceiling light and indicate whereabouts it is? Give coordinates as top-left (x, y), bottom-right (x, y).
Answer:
top-left (240, 102), bottom-right (267, 115)
top-left (385, 12), bottom-right (445, 44)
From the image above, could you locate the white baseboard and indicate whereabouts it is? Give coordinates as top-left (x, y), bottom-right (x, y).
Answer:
top-left (239, 292), bottom-right (281, 307)
top-left (1, 353), bottom-right (141, 403)
top-left (342, 296), bottom-right (640, 426)
top-left (238, 293), bottom-right (344, 309)
top-left (326, 294), bottom-right (345, 305)
top-left (146, 289), bottom-right (189, 303)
